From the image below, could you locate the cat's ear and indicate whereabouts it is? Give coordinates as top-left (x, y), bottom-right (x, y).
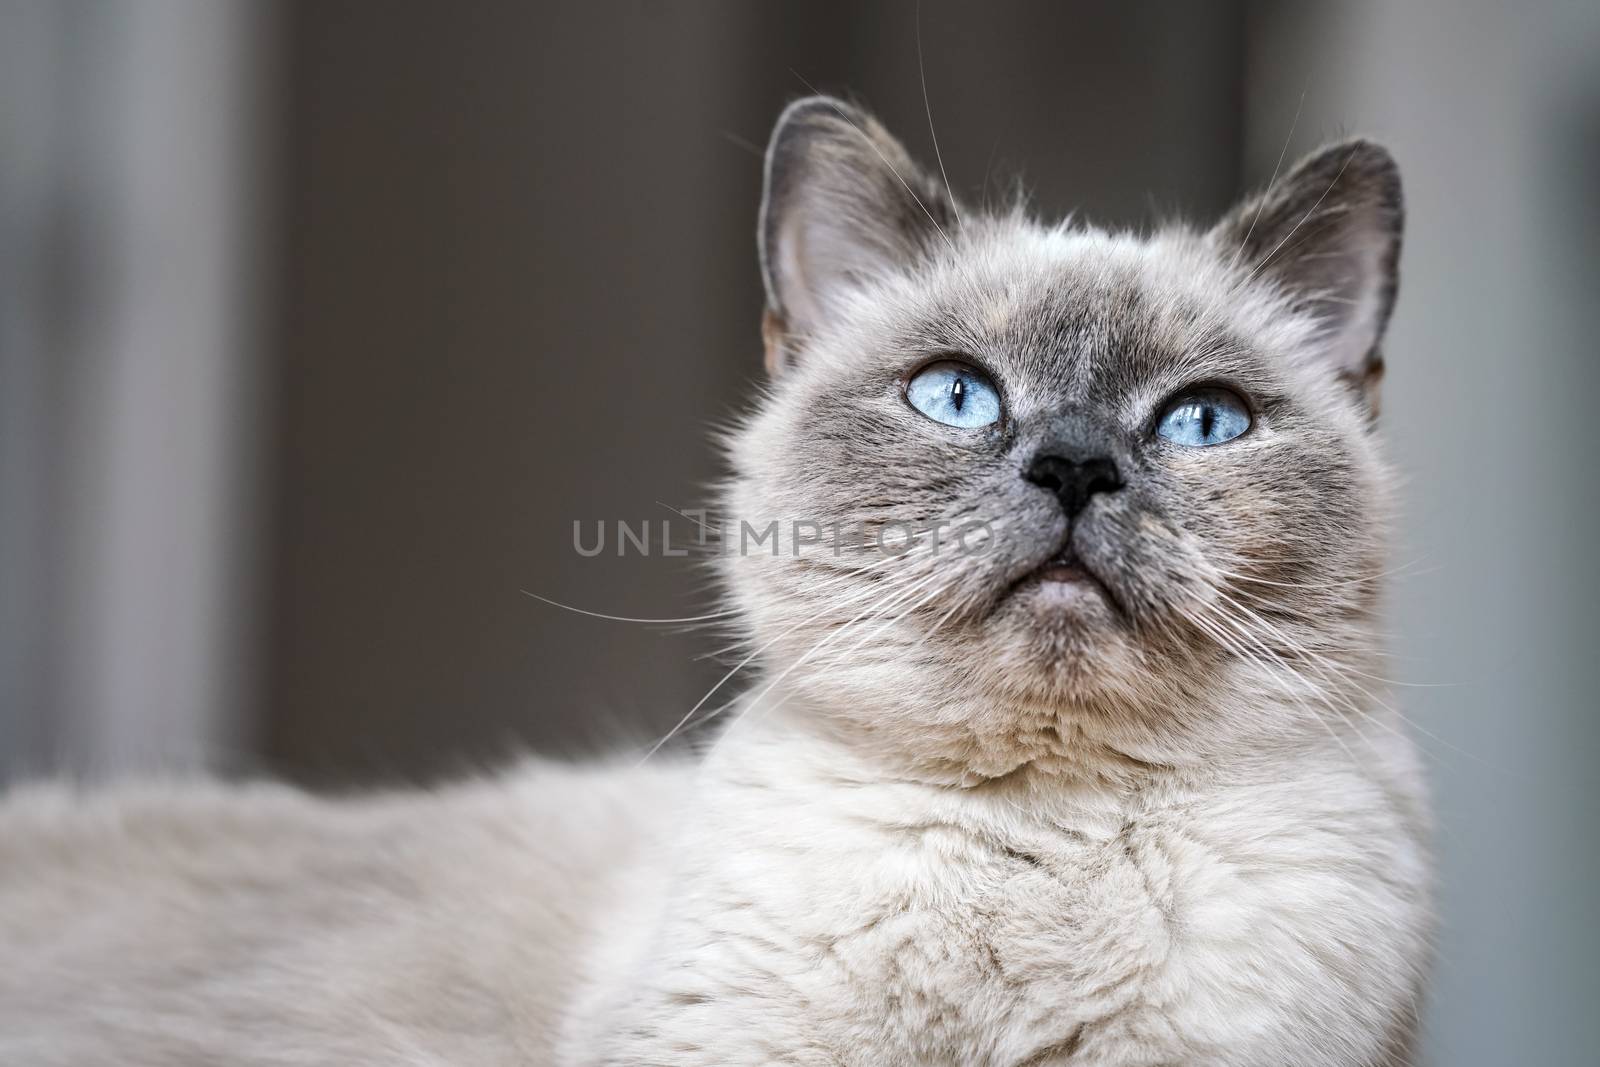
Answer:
top-left (759, 96), bottom-right (959, 374)
top-left (1210, 140), bottom-right (1403, 415)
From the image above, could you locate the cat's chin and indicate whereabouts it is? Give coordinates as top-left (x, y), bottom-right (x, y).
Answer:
top-left (953, 548), bottom-right (1182, 707)
top-left (978, 577), bottom-right (1124, 685)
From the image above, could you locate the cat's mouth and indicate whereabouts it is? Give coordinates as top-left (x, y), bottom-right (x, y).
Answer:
top-left (1006, 535), bottom-right (1121, 615)
top-left (1032, 548), bottom-right (1094, 585)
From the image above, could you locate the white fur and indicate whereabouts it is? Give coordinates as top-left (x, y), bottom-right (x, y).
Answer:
top-left (0, 764), bottom-right (689, 1066)
top-left (1, 691), bottom-right (1428, 1066)
top-left (562, 689), bottom-right (1429, 1066)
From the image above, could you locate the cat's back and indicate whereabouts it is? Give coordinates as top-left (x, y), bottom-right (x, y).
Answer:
top-left (0, 759), bottom-right (689, 1067)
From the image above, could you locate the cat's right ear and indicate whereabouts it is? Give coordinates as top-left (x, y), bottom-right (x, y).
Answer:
top-left (1208, 140), bottom-right (1403, 417)
top-left (759, 96), bottom-right (959, 375)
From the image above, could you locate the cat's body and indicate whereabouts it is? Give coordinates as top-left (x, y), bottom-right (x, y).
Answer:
top-left (0, 702), bottom-right (1427, 1067)
top-left (0, 97), bottom-right (1432, 1065)
top-left (0, 763), bottom-right (689, 1066)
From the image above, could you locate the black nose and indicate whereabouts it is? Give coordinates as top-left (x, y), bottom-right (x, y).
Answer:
top-left (1025, 453), bottom-right (1122, 518)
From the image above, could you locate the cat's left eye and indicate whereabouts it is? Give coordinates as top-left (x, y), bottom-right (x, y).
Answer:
top-left (1155, 387), bottom-right (1252, 447)
top-left (905, 360), bottom-right (1002, 429)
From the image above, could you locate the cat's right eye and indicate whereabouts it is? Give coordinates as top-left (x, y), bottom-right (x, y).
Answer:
top-left (905, 361), bottom-right (1002, 429)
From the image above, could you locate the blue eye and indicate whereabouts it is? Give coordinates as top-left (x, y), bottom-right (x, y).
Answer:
top-left (905, 360), bottom-right (1002, 429)
top-left (1155, 388), bottom-right (1252, 446)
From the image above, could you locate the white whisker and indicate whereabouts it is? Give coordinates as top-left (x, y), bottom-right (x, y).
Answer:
top-left (1228, 88), bottom-right (1306, 273)
top-left (637, 555), bottom-right (930, 763)
top-left (716, 568), bottom-right (954, 742)
top-left (1245, 145), bottom-right (1361, 284)
top-left (520, 592), bottom-right (734, 626)
top-left (1182, 602), bottom-right (1370, 766)
top-left (915, 0), bottom-right (963, 229)
top-left (789, 71), bottom-right (958, 256)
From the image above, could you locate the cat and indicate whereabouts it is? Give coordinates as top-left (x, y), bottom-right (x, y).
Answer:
top-left (0, 96), bottom-right (1431, 1067)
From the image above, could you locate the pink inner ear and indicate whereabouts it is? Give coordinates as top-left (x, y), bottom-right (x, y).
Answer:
top-left (1315, 225), bottom-right (1391, 377)
top-left (772, 212), bottom-right (818, 336)
top-left (761, 309), bottom-right (790, 376)
top-left (779, 210), bottom-right (898, 337)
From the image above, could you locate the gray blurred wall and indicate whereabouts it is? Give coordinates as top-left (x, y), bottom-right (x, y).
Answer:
top-left (0, 0), bottom-right (272, 776)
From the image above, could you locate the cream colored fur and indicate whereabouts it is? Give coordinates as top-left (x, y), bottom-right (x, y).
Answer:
top-left (0, 765), bottom-right (688, 1066)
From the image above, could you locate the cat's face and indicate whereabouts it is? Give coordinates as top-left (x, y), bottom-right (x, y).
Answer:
top-left (722, 99), bottom-right (1402, 781)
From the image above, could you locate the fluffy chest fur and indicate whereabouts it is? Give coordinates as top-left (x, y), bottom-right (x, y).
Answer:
top-left (577, 707), bottom-right (1429, 1067)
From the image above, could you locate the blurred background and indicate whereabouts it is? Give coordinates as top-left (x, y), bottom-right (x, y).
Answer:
top-left (2, 1), bottom-right (1596, 1062)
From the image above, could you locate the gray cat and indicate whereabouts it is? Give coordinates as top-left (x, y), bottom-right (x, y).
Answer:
top-left (0, 97), bottom-right (1430, 1066)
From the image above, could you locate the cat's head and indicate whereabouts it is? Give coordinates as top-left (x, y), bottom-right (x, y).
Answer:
top-left (721, 97), bottom-right (1402, 783)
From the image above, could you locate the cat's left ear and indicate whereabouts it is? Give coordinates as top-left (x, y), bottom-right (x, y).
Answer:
top-left (759, 96), bottom-right (959, 374)
top-left (1209, 140), bottom-right (1403, 416)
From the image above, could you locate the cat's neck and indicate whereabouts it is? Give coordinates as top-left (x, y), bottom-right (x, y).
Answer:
top-left (700, 682), bottom-right (1323, 798)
